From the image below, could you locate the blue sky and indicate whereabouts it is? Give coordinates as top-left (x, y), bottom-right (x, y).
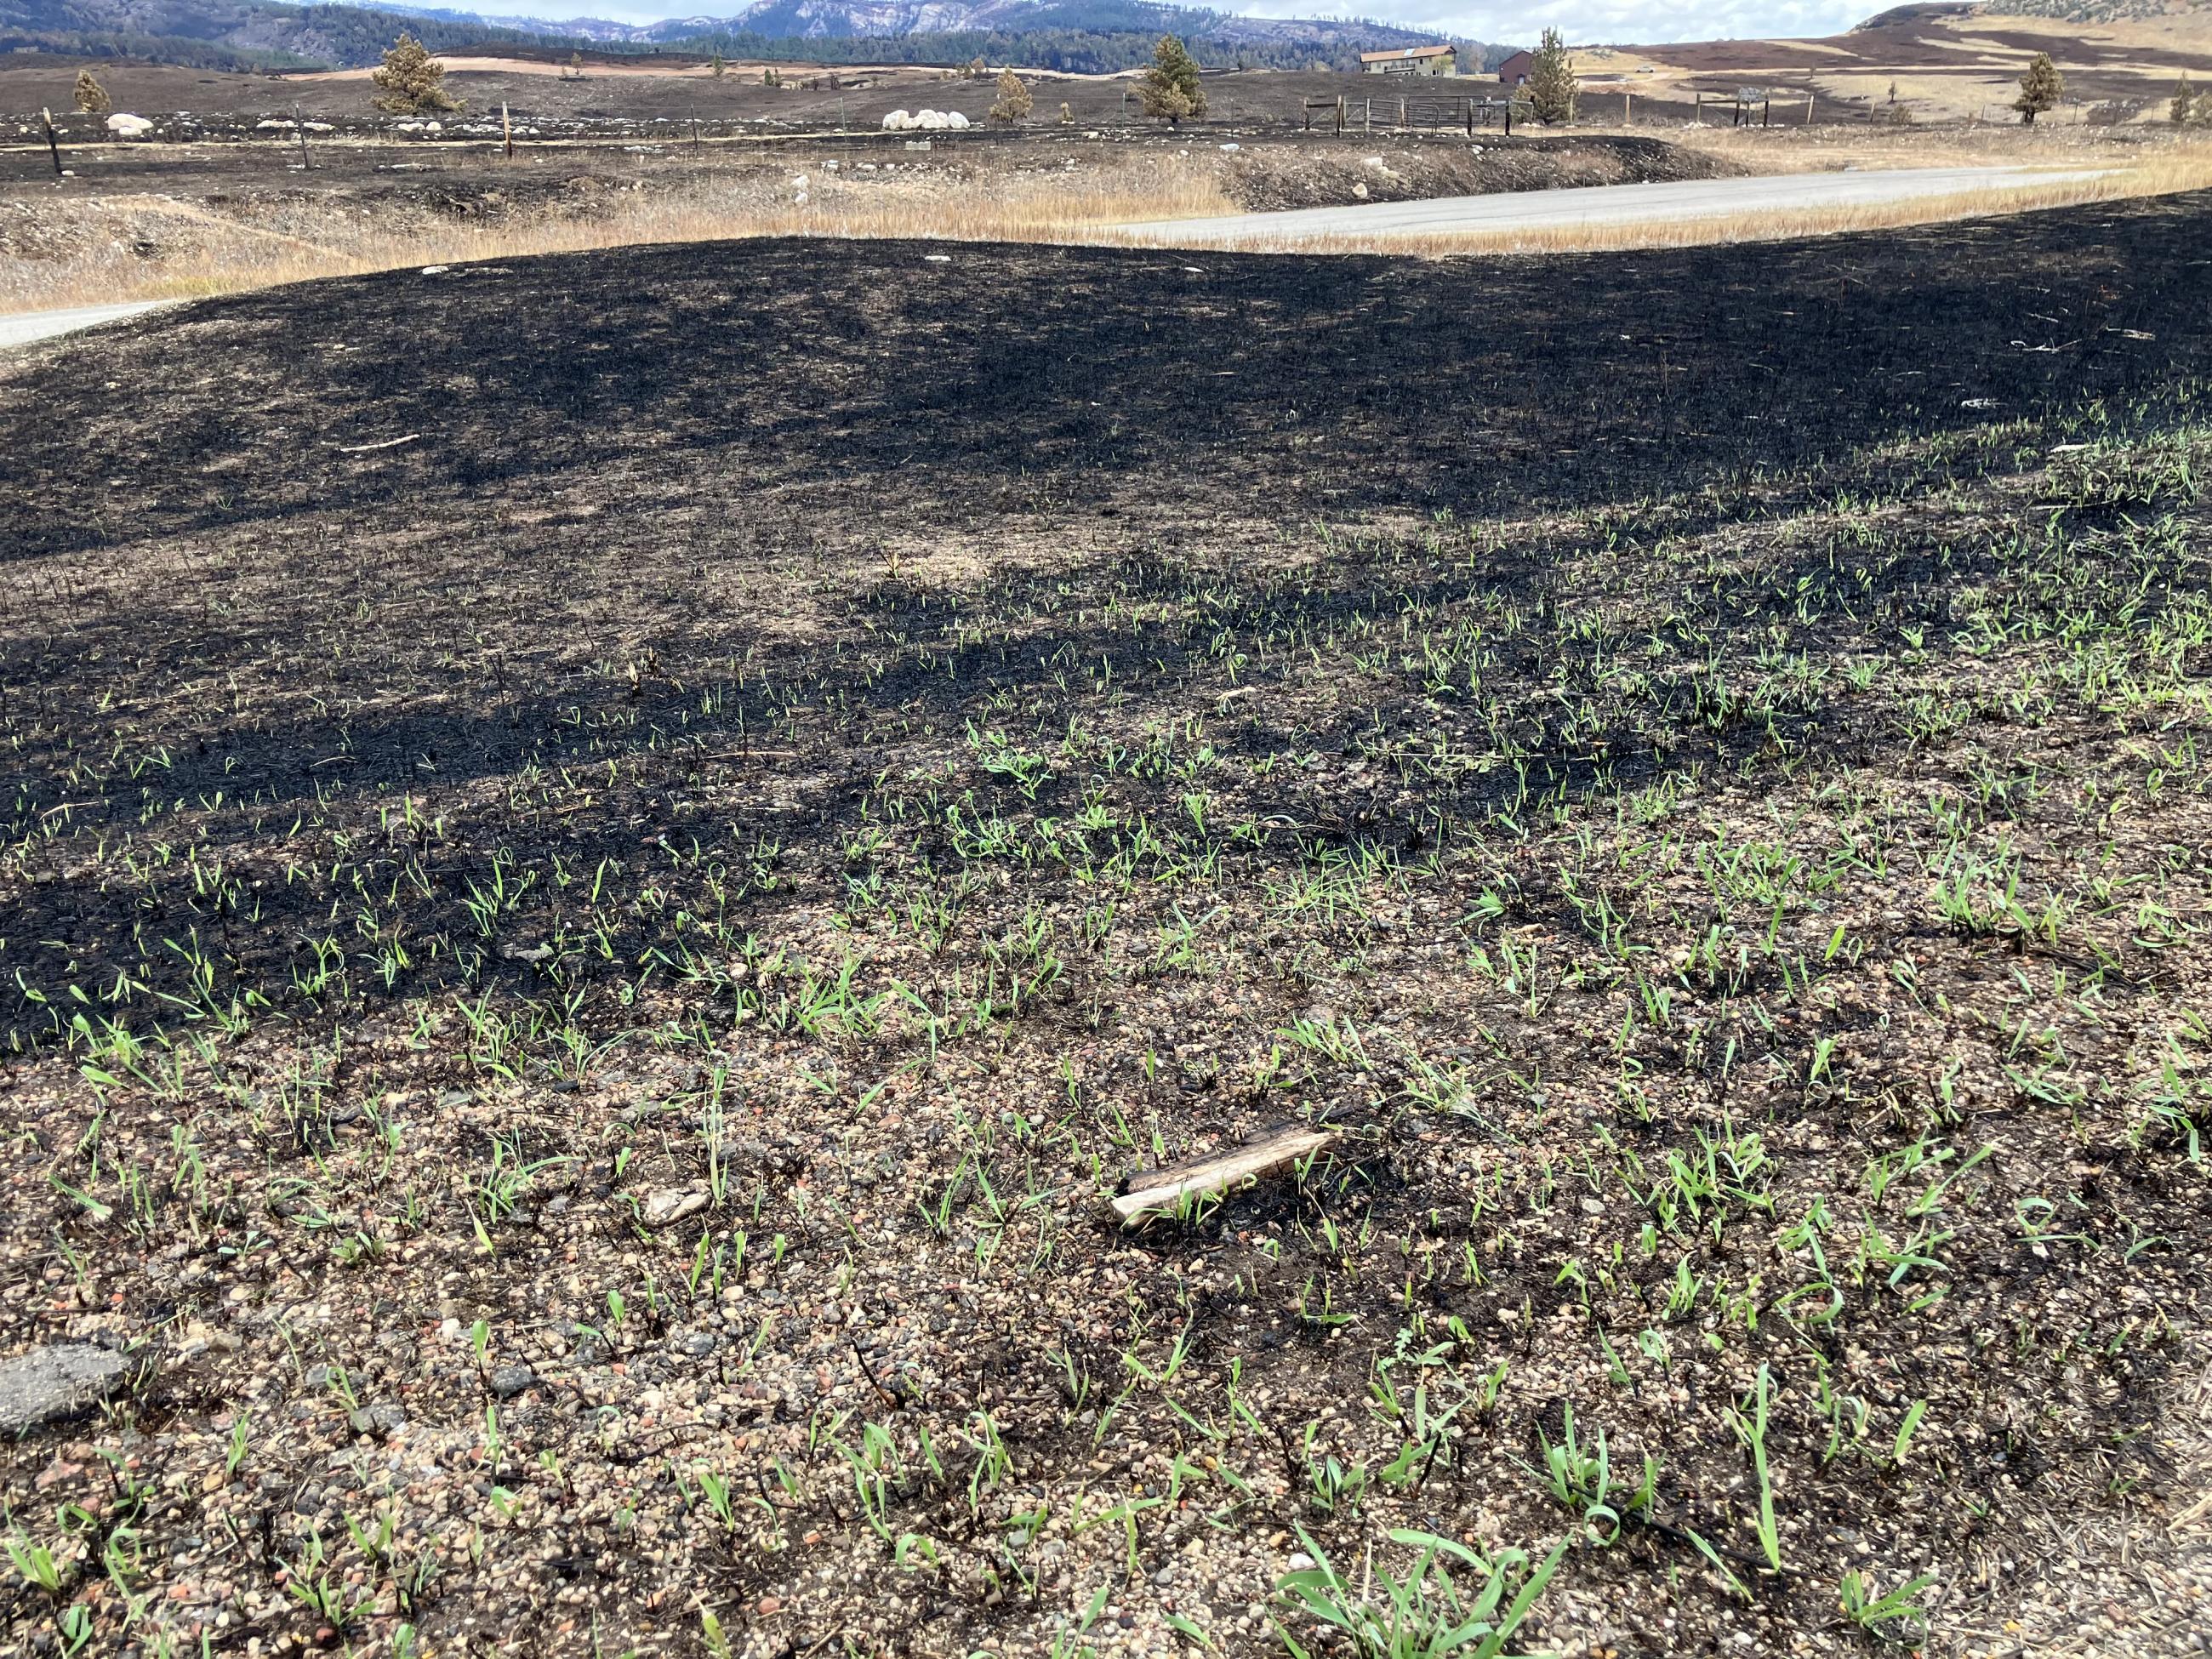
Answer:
top-left (453, 3), bottom-right (1875, 47)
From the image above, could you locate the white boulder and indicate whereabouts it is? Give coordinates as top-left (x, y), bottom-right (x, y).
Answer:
top-left (945, 110), bottom-right (969, 129)
top-left (881, 108), bottom-right (913, 130)
top-left (105, 113), bottom-right (153, 138)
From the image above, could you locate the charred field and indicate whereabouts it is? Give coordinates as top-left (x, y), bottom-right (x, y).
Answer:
top-left (0, 191), bottom-right (2209, 1659)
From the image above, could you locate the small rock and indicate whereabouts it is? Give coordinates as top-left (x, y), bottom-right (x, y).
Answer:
top-left (1287, 1551), bottom-right (1316, 1572)
top-left (0, 1344), bottom-right (129, 1434)
top-left (488, 1365), bottom-right (536, 1400)
top-left (1352, 182), bottom-right (1370, 200)
top-left (644, 1189), bottom-right (706, 1225)
top-left (1580, 1196), bottom-right (1605, 1216)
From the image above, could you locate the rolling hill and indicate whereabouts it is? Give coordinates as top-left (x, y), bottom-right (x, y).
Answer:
top-left (0, 0), bottom-right (1480, 71)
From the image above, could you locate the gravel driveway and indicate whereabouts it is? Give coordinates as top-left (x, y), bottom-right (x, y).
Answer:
top-left (1122, 163), bottom-right (2107, 244)
top-left (0, 299), bottom-right (176, 350)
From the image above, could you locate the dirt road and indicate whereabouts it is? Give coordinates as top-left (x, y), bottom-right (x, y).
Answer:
top-left (1123, 163), bottom-right (2107, 244)
top-left (0, 300), bottom-right (174, 349)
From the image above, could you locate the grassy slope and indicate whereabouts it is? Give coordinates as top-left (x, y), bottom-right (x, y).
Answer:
top-left (0, 202), bottom-right (2207, 1656)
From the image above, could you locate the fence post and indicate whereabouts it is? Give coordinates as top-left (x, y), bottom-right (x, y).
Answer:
top-left (1336, 94), bottom-right (1345, 134)
top-left (1694, 90), bottom-right (1702, 123)
top-left (295, 103), bottom-right (311, 168)
top-left (1365, 97), bottom-right (1371, 134)
top-left (41, 106), bottom-right (61, 177)
top-left (1762, 97), bottom-right (1770, 127)
top-left (1504, 102), bottom-right (1512, 137)
top-left (1623, 90), bottom-right (1631, 125)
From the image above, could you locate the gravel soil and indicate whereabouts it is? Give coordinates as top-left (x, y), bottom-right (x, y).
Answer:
top-left (0, 195), bottom-right (2209, 1658)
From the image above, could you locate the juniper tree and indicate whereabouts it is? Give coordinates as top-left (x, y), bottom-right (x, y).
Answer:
top-left (373, 35), bottom-right (460, 114)
top-left (2171, 75), bottom-right (2204, 126)
top-left (2015, 52), bottom-right (2061, 124)
top-left (1526, 30), bottom-right (1576, 126)
top-left (73, 69), bottom-right (110, 114)
top-left (1137, 35), bottom-right (1206, 126)
top-left (989, 66), bottom-right (1034, 123)
top-left (709, 51), bottom-right (726, 79)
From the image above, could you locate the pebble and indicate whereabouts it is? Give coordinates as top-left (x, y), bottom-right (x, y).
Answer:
top-left (489, 1365), bottom-right (536, 1399)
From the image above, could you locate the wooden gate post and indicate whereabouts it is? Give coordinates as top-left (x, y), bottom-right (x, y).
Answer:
top-left (1762, 97), bottom-right (1771, 127)
top-left (1694, 90), bottom-right (1702, 123)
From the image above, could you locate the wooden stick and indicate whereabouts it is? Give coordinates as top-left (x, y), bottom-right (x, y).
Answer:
top-left (1110, 1126), bottom-right (1339, 1225)
top-left (295, 104), bottom-right (311, 168)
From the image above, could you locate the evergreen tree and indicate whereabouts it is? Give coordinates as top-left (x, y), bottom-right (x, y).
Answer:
top-left (709, 51), bottom-right (726, 79)
top-left (989, 66), bottom-right (1034, 123)
top-left (1526, 29), bottom-right (1575, 126)
top-left (2170, 74), bottom-right (2199, 126)
top-left (372, 35), bottom-right (460, 115)
top-left (72, 68), bottom-right (111, 113)
top-left (1137, 34), bottom-right (1205, 126)
top-left (2015, 52), bottom-right (2061, 124)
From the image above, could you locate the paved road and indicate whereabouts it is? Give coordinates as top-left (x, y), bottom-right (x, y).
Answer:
top-left (1123, 165), bottom-right (2105, 246)
top-left (0, 300), bottom-right (176, 351)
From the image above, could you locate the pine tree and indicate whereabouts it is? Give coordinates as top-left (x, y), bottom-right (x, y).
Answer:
top-left (1137, 35), bottom-right (1206, 126)
top-left (989, 66), bottom-right (1034, 124)
top-left (372, 35), bottom-right (460, 115)
top-left (1526, 30), bottom-right (1576, 126)
top-left (72, 69), bottom-right (111, 114)
top-left (567, 51), bottom-right (585, 81)
top-left (2015, 52), bottom-right (2062, 124)
top-left (1058, 100), bottom-right (1073, 124)
top-left (2171, 75), bottom-right (2198, 126)
top-left (709, 51), bottom-right (726, 79)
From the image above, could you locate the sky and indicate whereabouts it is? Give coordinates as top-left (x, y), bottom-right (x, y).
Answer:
top-left (1231, 1), bottom-right (1870, 43)
top-left (448, 1), bottom-right (1877, 47)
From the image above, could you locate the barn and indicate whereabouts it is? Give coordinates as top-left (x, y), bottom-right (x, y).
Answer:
top-left (1495, 49), bottom-right (1534, 85)
top-left (1359, 44), bottom-right (1459, 77)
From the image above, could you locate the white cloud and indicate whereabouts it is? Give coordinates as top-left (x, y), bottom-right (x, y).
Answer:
top-left (1226, 2), bottom-right (1870, 46)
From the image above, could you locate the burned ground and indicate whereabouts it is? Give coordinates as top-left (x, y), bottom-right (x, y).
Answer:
top-left (0, 196), bottom-right (2208, 1659)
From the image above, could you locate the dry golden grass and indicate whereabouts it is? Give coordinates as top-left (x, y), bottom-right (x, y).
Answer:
top-left (5, 161), bottom-right (1234, 312)
top-left (9, 134), bottom-right (2212, 314)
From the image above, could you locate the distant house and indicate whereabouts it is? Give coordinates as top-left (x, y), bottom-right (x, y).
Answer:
top-left (1495, 49), bottom-right (1534, 85)
top-left (1360, 44), bottom-right (1458, 77)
